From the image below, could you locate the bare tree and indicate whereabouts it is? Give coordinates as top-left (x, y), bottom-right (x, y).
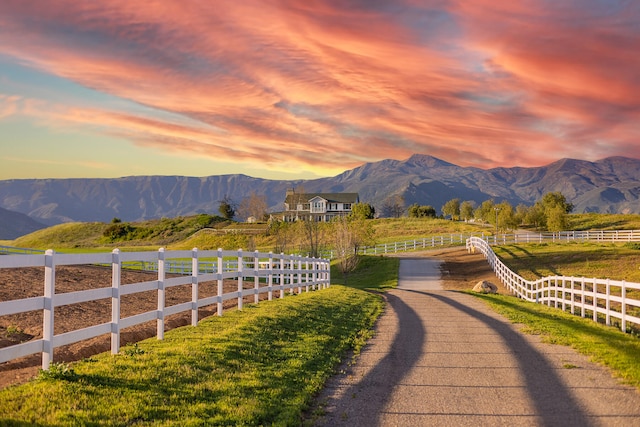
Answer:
top-left (298, 218), bottom-right (325, 258)
top-left (237, 191), bottom-right (268, 222)
top-left (381, 194), bottom-right (405, 218)
top-left (333, 217), bottom-right (360, 283)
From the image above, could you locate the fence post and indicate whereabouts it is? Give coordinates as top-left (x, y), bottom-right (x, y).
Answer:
top-left (580, 279), bottom-right (585, 318)
top-left (569, 278), bottom-right (575, 315)
top-left (217, 248), bottom-right (223, 316)
top-left (305, 259), bottom-right (310, 292)
top-left (621, 281), bottom-right (627, 332)
top-left (289, 254), bottom-right (295, 295)
top-left (280, 253), bottom-right (285, 299)
top-left (593, 280), bottom-right (598, 322)
top-left (42, 249), bottom-right (55, 370)
top-left (605, 279), bottom-right (611, 326)
top-left (254, 250), bottom-right (260, 304)
top-left (297, 257), bottom-right (303, 294)
top-left (157, 248), bottom-right (166, 340)
top-left (237, 250), bottom-right (244, 310)
top-left (111, 249), bottom-right (121, 354)
top-left (267, 252), bottom-right (273, 300)
top-left (191, 248), bottom-right (199, 326)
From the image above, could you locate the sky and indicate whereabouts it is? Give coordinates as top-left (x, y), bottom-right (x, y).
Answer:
top-left (0, 0), bottom-right (639, 181)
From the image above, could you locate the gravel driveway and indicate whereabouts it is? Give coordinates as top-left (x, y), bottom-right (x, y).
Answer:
top-left (311, 257), bottom-right (640, 426)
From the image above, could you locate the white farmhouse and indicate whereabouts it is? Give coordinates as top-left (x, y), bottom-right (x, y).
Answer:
top-left (282, 189), bottom-right (359, 222)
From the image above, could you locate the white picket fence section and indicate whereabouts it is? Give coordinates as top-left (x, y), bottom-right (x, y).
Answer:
top-left (0, 248), bottom-right (330, 370)
top-left (466, 236), bottom-right (640, 333)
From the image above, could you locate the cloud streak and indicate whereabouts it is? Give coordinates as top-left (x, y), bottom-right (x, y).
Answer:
top-left (0, 0), bottom-right (638, 178)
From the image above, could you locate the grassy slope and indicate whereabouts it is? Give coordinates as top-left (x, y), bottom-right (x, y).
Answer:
top-left (0, 286), bottom-right (384, 426)
top-left (6, 212), bottom-right (640, 252)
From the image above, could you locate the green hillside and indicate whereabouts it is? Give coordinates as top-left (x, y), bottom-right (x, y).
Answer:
top-left (4, 213), bottom-right (640, 253)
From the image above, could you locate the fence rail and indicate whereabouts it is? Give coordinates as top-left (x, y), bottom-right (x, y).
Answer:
top-left (0, 248), bottom-right (330, 370)
top-left (466, 236), bottom-right (640, 333)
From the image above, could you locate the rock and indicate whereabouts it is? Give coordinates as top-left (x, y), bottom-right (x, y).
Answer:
top-left (473, 280), bottom-right (498, 294)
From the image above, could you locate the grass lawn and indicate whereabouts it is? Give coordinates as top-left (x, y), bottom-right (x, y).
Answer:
top-left (0, 286), bottom-right (384, 426)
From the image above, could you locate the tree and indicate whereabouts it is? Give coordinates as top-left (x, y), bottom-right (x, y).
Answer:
top-left (333, 216), bottom-right (359, 282)
top-left (546, 205), bottom-right (569, 232)
top-left (350, 202), bottom-right (375, 220)
top-left (495, 201), bottom-right (518, 231)
top-left (540, 192), bottom-right (574, 214)
top-left (441, 198), bottom-right (461, 220)
top-left (514, 204), bottom-right (529, 226)
top-left (533, 192), bottom-right (574, 231)
top-left (218, 195), bottom-right (236, 220)
top-left (381, 194), bottom-right (405, 218)
top-left (474, 199), bottom-right (495, 223)
top-left (332, 215), bottom-right (375, 283)
top-left (268, 219), bottom-right (294, 254)
top-left (408, 204), bottom-right (436, 218)
top-left (237, 192), bottom-right (268, 222)
top-left (460, 201), bottom-right (475, 222)
top-left (297, 218), bottom-right (326, 258)
top-left (523, 202), bottom-right (545, 229)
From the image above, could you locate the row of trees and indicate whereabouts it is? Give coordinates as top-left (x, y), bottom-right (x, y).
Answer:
top-left (405, 192), bottom-right (574, 232)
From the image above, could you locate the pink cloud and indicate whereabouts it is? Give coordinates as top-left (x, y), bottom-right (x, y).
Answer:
top-left (0, 0), bottom-right (639, 175)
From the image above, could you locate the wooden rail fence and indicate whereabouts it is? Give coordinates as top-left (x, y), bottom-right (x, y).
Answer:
top-left (0, 248), bottom-right (330, 370)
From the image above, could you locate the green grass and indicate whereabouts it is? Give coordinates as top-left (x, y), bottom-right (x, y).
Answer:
top-left (331, 255), bottom-right (399, 291)
top-left (471, 292), bottom-right (640, 388)
top-left (0, 286), bottom-right (383, 426)
top-left (372, 218), bottom-right (488, 243)
top-left (494, 241), bottom-right (640, 282)
top-left (567, 213), bottom-right (640, 230)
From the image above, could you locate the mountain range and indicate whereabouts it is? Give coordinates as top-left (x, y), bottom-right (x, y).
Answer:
top-left (1, 154), bottom-right (640, 239)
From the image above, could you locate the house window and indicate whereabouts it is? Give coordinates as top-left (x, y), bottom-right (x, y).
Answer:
top-left (311, 201), bottom-right (325, 213)
top-left (343, 203), bottom-right (352, 210)
top-left (328, 203), bottom-right (338, 211)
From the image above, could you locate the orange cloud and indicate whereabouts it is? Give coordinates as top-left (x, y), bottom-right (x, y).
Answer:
top-left (0, 0), bottom-right (638, 177)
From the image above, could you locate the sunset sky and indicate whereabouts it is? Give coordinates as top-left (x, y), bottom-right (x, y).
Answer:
top-left (0, 1), bottom-right (638, 180)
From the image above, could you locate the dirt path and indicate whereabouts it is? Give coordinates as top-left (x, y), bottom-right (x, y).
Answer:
top-left (311, 248), bottom-right (640, 426)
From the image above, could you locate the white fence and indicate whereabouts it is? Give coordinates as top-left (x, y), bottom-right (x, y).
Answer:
top-left (358, 229), bottom-right (640, 257)
top-left (0, 248), bottom-right (330, 370)
top-left (466, 236), bottom-right (640, 333)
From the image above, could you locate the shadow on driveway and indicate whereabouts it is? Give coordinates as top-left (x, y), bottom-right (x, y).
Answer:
top-left (315, 289), bottom-right (593, 426)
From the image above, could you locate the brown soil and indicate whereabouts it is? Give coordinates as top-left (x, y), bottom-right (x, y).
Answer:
top-left (0, 247), bottom-right (498, 390)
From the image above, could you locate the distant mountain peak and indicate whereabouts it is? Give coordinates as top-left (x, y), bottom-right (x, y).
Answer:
top-left (405, 154), bottom-right (454, 168)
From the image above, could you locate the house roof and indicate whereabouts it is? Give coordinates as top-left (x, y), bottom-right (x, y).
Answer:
top-left (285, 192), bottom-right (359, 205)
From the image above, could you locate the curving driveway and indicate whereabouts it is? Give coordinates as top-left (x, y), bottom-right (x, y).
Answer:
top-left (312, 256), bottom-right (640, 426)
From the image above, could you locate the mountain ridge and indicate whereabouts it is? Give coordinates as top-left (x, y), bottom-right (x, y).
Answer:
top-left (1, 155), bottom-right (639, 238)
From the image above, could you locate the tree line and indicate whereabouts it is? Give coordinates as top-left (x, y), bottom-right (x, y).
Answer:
top-left (401, 191), bottom-right (574, 232)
